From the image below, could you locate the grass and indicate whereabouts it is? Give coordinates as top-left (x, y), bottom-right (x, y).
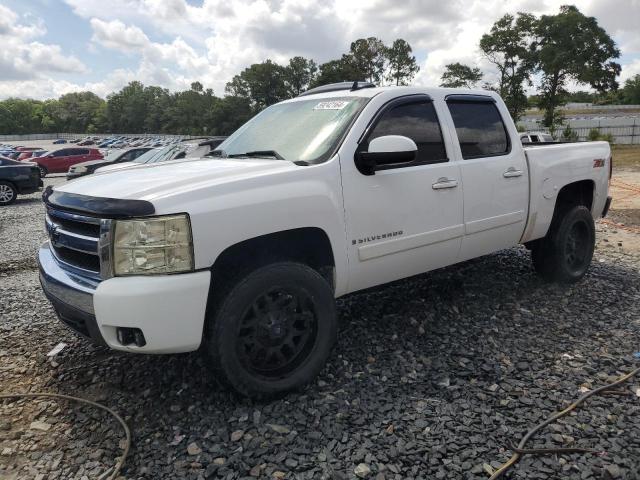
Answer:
top-left (612, 145), bottom-right (640, 170)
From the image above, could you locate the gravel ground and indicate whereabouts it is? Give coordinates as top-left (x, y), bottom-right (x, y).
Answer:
top-left (1, 176), bottom-right (640, 480)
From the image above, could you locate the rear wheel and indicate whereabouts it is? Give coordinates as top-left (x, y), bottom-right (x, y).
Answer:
top-left (0, 181), bottom-right (17, 206)
top-left (531, 205), bottom-right (595, 283)
top-left (206, 262), bottom-right (337, 398)
top-left (38, 166), bottom-right (47, 178)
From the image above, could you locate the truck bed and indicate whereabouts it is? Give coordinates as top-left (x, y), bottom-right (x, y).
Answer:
top-left (521, 141), bottom-right (611, 243)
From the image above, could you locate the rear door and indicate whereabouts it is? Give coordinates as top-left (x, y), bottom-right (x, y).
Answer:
top-left (340, 95), bottom-right (464, 292)
top-left (64, 148), bottom-right (88, 169)
top-left (445, 95), bottom-right (529, 261)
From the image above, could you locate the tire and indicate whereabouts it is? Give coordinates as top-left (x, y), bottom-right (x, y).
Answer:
top-left (206, 262), bottom-right (337, 398)
top-left (38, 166), bottom-right (47, 178)
top-left (0, 181), bottom-right (17, 206)
top-left (531, 205), bottom-right (595, 283)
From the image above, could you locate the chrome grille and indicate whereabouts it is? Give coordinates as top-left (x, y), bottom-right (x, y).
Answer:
top-left (46, 208), bottom-right (106, 280)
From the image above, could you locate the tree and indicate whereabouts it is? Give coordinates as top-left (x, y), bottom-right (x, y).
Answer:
top-left (386, 39), bottom-right (419, 86)
top-left (284, 56), bottom-right (317, 96)
top-left (54, 92), bottom-right (105, 133)
top-left (621, 75), bottom-right (640, 105)
top-left (225, 60), bottom-right (289, 110)
top-left (349, 37), bottom-right (387, 84)
top-left (480, 13), bottom-right (537, 121)
top-left (105, 81), bottom-right (149, 132)
top-left (535, 5), bottom-right (621, 127)
top-left (440, 63), bottom-right (483, 88)
top-left (208, 96), bottom-right (253, 135)
top-left (312, 56), bottom-right (365, 87)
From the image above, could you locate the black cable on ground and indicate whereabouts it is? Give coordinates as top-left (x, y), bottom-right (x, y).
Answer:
top-left (489, 365), bottom-right (640, 479)
top-left (0, 392), bottom-right (130, 480)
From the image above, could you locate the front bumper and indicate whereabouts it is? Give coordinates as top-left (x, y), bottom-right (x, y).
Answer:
top-left (39, 242), bottom-right (211, 353)
top-left (38, 242), bottom-right (106, 345)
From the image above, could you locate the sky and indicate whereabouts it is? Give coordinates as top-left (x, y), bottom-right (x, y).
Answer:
top-left (0, 0), bottom-right (639, 100)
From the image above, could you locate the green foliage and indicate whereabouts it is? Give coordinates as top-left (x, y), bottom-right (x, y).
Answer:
top-left (348, 37), bottom-right (387, 84)
top-left (385, 39), bottom-right (419, 86)
top-left (560, 124), bottom-right (579, 142)
top-left (621, 75), bottom-right (640, 105)
top-left (312, 56), bottom-right (364, 87)
top-left (284, 57), bottom-right (318, 96)
top-left (440, 63), bottom-right (483, 88)
top-left (587, 128), bottom-right (601, 141)
top-left (587, 128), bottom-right (615, 144)
top-left (225, 60), bottom-right (289, 110)
top-left (536, 5), bottom-right (620, 128)
top-left (480, 13), bottom-right (537, 121)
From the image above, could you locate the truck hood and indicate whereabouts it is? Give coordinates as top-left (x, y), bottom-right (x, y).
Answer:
top-left (54, 157), bottom-right (297, 202)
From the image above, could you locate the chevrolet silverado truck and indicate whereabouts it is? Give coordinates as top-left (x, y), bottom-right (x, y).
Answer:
top-left (38, 82), bottom-right (612, 397)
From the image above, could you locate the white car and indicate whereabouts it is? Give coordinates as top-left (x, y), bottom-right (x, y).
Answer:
top-left (520, 131), bottom-right (555, 144)
top-left (39, 82), bottom-right (612, 397)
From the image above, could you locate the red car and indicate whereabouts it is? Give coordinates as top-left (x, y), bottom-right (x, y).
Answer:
top-left (17, 151), bottom-right (45, 161)
top-left (29, 148), bottom-right (103, 177)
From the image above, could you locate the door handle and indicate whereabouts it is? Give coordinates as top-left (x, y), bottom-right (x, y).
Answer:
top-left (503, 168), bottom-right (523, 178)
top-left (432, 177), bottom-right (459, 190)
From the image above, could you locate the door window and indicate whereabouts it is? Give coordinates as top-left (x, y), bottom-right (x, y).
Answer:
top-left (366, 101), bottom-right (447, 165)
top-left (447, 100), bottom-right (509, 159)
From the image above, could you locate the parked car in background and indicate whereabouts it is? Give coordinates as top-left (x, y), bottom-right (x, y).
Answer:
top-left (28, 147), bottom-right (103, 177)
top-left (78, 140), bottom-right (95, 146)
top-left (17, 150), bottom-right (47, 161)
top-left (520, 132), bottom-right (555, 144)
top-left (67, 147), bottom-right (152, 179)
top-left (94, 138), bottom-right (227, 174)
top-left (0, 156), bottom-right (42, 205)
top-left (53, 139), bottom-right (67, 144)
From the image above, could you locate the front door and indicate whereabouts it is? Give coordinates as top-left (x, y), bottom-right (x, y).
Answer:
top-left (340, 96), bottom-right (464, 293)
top-left (445, 96), bottom-right (529, 261)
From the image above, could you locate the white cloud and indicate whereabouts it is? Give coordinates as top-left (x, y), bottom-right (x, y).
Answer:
top-left (0, 4), bottom-right (87, 88)
top-left (621, 59), bottom-right (640, 83)
top-left (2, 0), bottom-right (639, 100)
top-left (90, 18), bottom-right (150, 53)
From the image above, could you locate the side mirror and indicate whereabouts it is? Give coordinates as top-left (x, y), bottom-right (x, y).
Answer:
top-left (355, 135), bottom-right (417, 175)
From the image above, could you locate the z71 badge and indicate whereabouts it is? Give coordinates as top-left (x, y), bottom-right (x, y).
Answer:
top-left (352, 230), bottom-right (403, 245)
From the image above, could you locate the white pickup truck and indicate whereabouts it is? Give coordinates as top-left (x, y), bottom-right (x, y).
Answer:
top-left (39, 82), bottom-right (612, 397)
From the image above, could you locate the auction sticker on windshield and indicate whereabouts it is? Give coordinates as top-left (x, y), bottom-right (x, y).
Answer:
top-left (313, 100), bottom-right (351, 110)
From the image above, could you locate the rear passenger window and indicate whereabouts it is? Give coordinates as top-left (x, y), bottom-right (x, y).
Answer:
top-left (367, 101), bottom-right (447, 165)
top-left (447, 101), bottom-right (509, 159)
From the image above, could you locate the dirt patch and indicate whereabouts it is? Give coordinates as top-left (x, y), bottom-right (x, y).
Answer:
top-left (602, 167), bottom-right (640, 254)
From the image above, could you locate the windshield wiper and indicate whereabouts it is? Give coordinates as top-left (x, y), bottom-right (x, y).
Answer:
top-left (227, 150), bottom-right (285, 160)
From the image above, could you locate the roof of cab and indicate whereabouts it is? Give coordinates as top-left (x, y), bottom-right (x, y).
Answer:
top-left (282, 84), bottom-right (500, 104)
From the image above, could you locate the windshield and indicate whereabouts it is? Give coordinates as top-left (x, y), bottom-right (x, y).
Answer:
top-left (132, 148), bottom-right (161, 164)
top-left (103, 149), bottom-right (124, 161)
top-left (216, 96), bottom-right (369, 163)
top-left (132, 146), bottom-right (184, 164)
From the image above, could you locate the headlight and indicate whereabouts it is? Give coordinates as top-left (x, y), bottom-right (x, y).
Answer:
top-left (113, 214), bottom-right (194, 276)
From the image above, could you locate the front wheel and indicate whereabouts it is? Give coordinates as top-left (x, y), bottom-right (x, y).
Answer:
top-left (531, 205), bottom-right (595, 283)
top-left (0, 181), bottom-right (17, 206)
top-left (205, 262), bottom-right (337, 398)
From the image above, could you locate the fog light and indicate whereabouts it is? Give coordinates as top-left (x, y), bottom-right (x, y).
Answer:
top-left (116, 327), bottom-right (146, 347)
